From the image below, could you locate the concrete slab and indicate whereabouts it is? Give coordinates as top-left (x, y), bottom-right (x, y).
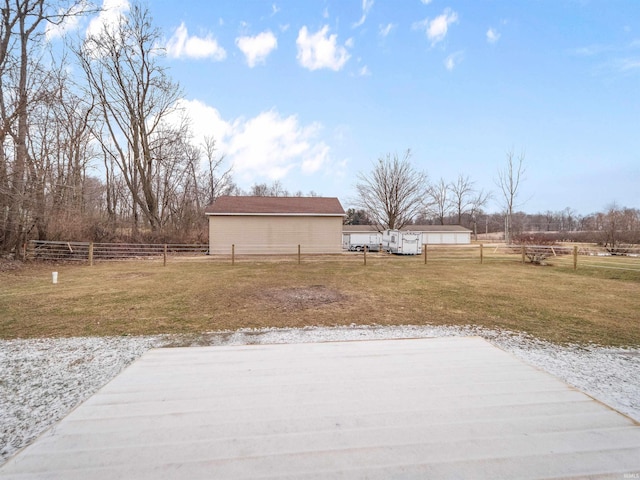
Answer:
top-left (1, 337), bottom-right (639, 479)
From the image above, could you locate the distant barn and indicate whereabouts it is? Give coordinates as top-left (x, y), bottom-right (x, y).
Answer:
top-left (404, 225), bottom-right (472, 245)
top-left (342, 225), bottom-right (472, 250)
top-left (205, 196), bottom-right (346, 255)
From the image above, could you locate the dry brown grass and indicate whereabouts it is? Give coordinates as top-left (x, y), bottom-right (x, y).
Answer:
top-left (1, 252), bottom-right (638, 346)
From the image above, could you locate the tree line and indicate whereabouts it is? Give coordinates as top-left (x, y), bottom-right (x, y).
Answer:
top-left (0, 1), bottom-right (238, 254)
top-left (350, 151), bottom-right (639, 249)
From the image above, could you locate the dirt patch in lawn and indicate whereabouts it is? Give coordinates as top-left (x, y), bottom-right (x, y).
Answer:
top-left (260, 285), bottom-right (346, 311)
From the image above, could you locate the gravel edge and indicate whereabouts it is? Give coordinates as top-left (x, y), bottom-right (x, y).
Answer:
top-left (2, 325), bottom-right (639, 465)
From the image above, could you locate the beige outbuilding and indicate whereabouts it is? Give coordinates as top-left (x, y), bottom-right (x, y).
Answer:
top-left (205, 196), bottom-right (346, 254)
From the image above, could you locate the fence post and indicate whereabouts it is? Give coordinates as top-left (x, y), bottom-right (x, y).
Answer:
top-left (423, 244), bottom-right (427, 265)
top-left (521, 245), bottom-right (526, 264)
top-left (163, 244), bottom-right (167, 266)
top-left (88, 242), bottom-right (94, 266)
top-left (573, 245), bottom-right (578, 270)
top-left (22, 243), bottom-right (26, 261)
top-left (363, 245), bottom-right (367, 266)
top-left (232, 244), bottom-right (235, 266)
top-left (298, 244), bottom-right (301, 265)
top-left (480, 243), bottom-right (483, 264)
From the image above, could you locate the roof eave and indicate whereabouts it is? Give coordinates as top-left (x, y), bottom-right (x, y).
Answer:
top-left (206, 212), bottom-right (346, 217)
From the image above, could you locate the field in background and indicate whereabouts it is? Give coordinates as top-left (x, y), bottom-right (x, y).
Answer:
top-left (1, 250), bottom-right (639, 346)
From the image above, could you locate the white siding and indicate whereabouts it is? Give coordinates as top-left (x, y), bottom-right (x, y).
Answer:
top-left (421, 232), bottom-right (471, 245)
top-left (209, 215), bottom-right (343, 254)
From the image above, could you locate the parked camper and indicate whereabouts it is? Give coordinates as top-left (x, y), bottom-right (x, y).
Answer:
top-left (346, 232), bottom-right (382, 252)
top-left (382, 230), bottom-right (422, 255)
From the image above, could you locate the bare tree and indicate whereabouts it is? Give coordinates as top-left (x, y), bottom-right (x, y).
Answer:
top-left (496, 148), bottom-right (526, 243)
top-left (76, 2), bottom-right (183, 234)
top-left (268, 180), bottom-right (288, 197)
top-left (201, 135), bottom-right (233, 206)
top-left (354, 150), bottom-right (428, 230)
top-left (0, 0), bottom-right (88, 253)
top-left (98, 132), bottom-right (119, 230)
top-left (560, 207), bottom-right (577, 232)
top-left (449, 174), bottom-right (475, 224)
top-left (37, 68), bottom-right (101, 240)
top-left (467, 189), bottom-right (491, 239)
top-left (249, 183), bottom-right (270, 197)
top-left (543, 210), bottom-right (557, 231)
top-left (449, 175), bottom-right (491, 227)
top-left (248, 180), bottom-right (289, 197)
top-left (598, 204), bottom-right (640, 252)
top-left (425, 178), bottom-right (451, 225)
top-left (600, 203), bottom-right (622, 252)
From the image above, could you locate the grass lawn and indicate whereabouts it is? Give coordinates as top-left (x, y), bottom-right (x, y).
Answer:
top-left (1, 253), bottom-right (639, 346)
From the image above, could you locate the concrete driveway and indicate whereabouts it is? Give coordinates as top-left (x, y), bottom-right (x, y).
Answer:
top-left (1, 337), bottom-right (639, 479)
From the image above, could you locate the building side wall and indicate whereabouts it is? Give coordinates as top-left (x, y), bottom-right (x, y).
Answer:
top-left (421, 232), bottom-right (471, 245)
top-left (209, 216), bottom-right (343, 254)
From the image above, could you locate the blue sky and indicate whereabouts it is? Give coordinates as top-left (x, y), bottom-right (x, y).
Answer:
top-left (58, 0), bottom-right (640, 214)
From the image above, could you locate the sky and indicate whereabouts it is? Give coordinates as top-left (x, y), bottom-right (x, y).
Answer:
top-left (51, 0), bottom-right (639, 215)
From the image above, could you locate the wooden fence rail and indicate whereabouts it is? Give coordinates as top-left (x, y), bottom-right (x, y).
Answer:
top-left (24, 240), bottom-right (640, 272)
top-left (26, 241), bottom-right (208, 263)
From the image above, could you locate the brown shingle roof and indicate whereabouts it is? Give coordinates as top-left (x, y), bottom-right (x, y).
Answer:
top-left (205, 196), bottom-right (345, 215)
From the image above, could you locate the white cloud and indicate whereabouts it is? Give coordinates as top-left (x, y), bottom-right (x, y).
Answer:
top-left (301, 144), bottom-right (331, 174)
top-left (46, 1), bottom-right (87, 41)
top-left (166, 23), bottom-right (226, 60)
top-left (179, 100), bottom-right (332, 185)
top-left (177, 99), bottom-right (234, 149)
top-left (428, 9), bottom-right (458, 45)
top-left (358, 65), bottom-right (371, 76)
top-left (379, 23), bottom-right (395, 38)
top-left (486, 28), bottom-right (500, 44)
top-left (353, 0), bottom-right (374, 28)
top-left (571, 44), bottom-right (609, 56)
top-left (296, 25), bottom-right (351, 71)
top-left (569, 41), bottom-right (640, 74)
top-left (414, 8), bottom-right (458, 46)
top-left (86, 0), bottom-right (129, 37)
top-left (227, 111), bottom-right (330, 181)
top-left (614, 57), bottom-right (640, 72)
top-left (444, 51), bottom-right (464, 71)
top-left (236, 31), bottom-right (277, 67)
top-left (420, 0), bottom-right (432, 4)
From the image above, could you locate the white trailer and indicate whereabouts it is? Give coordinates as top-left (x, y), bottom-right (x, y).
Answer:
top-left (382, 230), bottom-right (422, 255)
top-left (346, 232), bottom-right (382, 252)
